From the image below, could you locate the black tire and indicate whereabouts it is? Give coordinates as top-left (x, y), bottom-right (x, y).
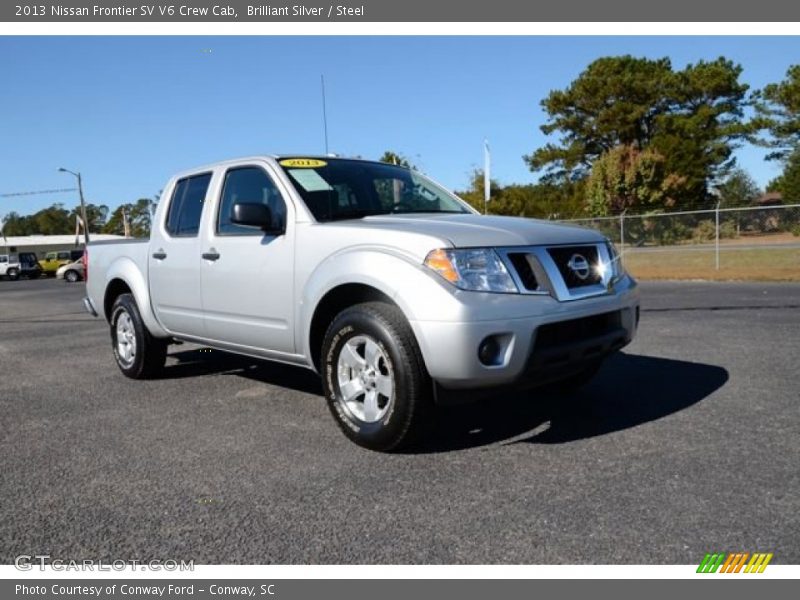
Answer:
top-left (321, 302), bottom-right (431, 452)
top-left (7, 268), bottom-right (19, 281)
top-left (64, 270), bottom-right (80, 283)
top-left (28, 270), bottom-right (41, 279)
top-left (110, 293), bottom-right (168, 379)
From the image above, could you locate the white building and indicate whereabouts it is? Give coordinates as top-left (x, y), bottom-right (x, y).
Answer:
top-left (1, 234), bottom-right (125, 258)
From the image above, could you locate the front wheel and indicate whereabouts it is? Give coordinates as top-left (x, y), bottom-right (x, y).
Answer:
top-left (321, 302), bottom-right (431, 452)
top-left (6, 268), bottom-right (19, 281)
top-left (64, 270), bottom-right (80, 283)
top-left (110, 293), bottom-right (168, 379)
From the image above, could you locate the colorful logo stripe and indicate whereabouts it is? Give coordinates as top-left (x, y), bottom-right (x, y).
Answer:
top-left (697, 552), bottom-right (773, 573)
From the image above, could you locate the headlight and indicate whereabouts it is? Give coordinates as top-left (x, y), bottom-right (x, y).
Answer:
top-left (424, 248), bottom-right (518, 293)
top-left (605, 241), bottom-right (625, 282)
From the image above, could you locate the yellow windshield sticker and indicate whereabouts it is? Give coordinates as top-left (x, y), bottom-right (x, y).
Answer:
top-left (279, 158), bottom-right (327, 168)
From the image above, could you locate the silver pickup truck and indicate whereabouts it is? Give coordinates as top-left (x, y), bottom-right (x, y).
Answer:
top-left (84, 156), bottom-right (639, 451)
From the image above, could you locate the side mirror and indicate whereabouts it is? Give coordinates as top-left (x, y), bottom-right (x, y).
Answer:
top-left (231, 202), bottom-right (283, 234)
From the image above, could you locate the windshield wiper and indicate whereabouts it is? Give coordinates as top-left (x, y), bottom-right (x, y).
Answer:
top-left (327, 209), bottom-right (383, 221)
top-left (390, 209), bottom-right (466, 214)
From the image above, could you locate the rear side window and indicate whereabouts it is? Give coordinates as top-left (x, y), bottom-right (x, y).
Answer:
top-left (166, 173), bottom-right (212, 237)
top-left (57, 252), bottom-right (71, 260)
top-left (217, 166), bottom-right (286, 235)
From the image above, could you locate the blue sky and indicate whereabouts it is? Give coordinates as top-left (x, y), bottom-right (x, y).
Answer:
top-left (1, 36), bottom-right (798, 217)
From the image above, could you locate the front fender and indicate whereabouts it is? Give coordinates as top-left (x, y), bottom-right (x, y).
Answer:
top-left (297, 246), bottom-right (464, 365)
top-left (104, 256), bottom-right (169, 338)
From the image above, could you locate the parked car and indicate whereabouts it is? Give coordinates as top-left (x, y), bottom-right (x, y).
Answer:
top-left (39, 249), bottom-right (83, 276)
top-left (56, 259), bottom-right (85, 282)
top-left (0, 254), bottom-right (21, 280)
top-left (84, 156), bottom-right (639, 451)
top-left (16, 252), bottom-right (43, 279)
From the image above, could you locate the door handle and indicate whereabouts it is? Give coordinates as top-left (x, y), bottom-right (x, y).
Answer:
top-left (152, 250), bottom-right (167, 260)
top-left (202, 249), bottom-right (221, 261)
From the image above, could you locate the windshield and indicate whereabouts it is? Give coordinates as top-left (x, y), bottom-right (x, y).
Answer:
top-left (277, 158), bottom-right (472, 222)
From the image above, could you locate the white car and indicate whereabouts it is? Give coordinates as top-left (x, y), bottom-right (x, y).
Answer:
top-left (56, 259), bottom-right (85, 283)
top-left (0, 254), bottom-right (22, 280)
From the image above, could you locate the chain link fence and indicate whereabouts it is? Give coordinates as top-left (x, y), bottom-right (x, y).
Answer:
top-left (556, 203), bottom-right (800, 280)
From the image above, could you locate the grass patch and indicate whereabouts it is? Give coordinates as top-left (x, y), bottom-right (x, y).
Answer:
top-left (623, 247), bottom-right (800, 281)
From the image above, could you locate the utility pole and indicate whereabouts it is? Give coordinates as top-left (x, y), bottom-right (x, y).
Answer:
top-left (58, 168), bottom-right (90, 245)
top-left (321, 75), bottom-right (329, 155)
top-left (483, 139), bottom-right (490, 215)
top-left (715, 201), bottom-right (720, 271)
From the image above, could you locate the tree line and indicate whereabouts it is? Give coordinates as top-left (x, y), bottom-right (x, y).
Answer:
top-left (454, 57), bottom-right (799, 219)
top-left (2, 197), bottom-right (158, 238)
top-left (6, 56), bottom-right (798, 236)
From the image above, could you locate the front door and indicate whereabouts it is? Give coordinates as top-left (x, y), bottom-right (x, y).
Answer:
top-left (200, 163), bottom-right (295, 354)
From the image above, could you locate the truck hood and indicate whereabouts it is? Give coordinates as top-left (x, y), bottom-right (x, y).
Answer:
top-left (344, 213), bottom-right (605, 248)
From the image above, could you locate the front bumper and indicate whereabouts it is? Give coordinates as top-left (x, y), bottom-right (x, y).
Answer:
top-left (83, 296), bottom-right (99, 317)
top-left (409, 275), bottom-right (639, 390)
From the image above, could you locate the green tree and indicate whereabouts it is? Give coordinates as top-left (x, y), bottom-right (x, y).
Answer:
top-left (378, 150), bottom-right (413, 168)
top-left (455, 170), bottom-right (585, 218)
top-left (586, 144), bottom-right (687, 216)
top-left (69, 203), bottom-right (108, 232)
top-left (455, 169), bottom-right (502, 212)
top-left (1, 211), bottom-right (35, 236)
top-left (526, 55), bottom-right (750, 207)
top-left (33, 204), bottom-right (71, 235)
top-left (754, 65), bottom-right (800, 161)
top-left (715, 168), bottom-right (762, 208)
top-left (103, 198), bottom-right (157, 238)
top-left (767, 147), bottom-right (800, 201)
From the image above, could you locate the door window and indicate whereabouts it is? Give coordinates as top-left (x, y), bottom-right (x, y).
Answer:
top-left (165, 173), bottom-right (212, 237)
top-left (217, 167), bottom-right (286, 235)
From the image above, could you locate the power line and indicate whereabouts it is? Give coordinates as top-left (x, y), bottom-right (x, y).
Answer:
top-left (1, 188), bottom-right (77, 198)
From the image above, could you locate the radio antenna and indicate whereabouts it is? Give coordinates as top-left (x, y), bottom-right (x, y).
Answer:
top-left (321, 74), bottom-right (329, 155)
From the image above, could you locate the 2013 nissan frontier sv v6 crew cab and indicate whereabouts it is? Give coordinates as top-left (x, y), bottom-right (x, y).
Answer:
top-left (84, 156), bottom-right (640, 451)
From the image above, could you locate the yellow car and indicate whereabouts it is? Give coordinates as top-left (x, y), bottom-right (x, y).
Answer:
top-left (39, 250), bottom-right (84, 276)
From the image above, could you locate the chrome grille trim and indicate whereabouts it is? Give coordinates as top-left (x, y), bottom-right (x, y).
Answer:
top-left (497, 242), bottom-right (614, 302)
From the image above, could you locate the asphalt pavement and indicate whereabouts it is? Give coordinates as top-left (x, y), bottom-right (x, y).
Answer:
top-left (0, 277), bottom-right (798, 564)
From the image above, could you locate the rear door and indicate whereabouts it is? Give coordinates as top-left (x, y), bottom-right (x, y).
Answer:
top-left (148, 172), bottom-right (213, 337)
top-left (200, 162), bottom-right (295, 354)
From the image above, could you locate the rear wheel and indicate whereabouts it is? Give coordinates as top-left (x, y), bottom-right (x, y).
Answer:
top-left (110, 293), bottom-right (168, 379)
top-left (321, 302), bottom-right (431, 452)
top-left (64, 270), bottom-right (80, 283)
top-left (6, 268), bottom-right (19, 281)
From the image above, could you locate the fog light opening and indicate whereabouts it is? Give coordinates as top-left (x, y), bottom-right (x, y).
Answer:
top-left (478, 335), bottom-right (506, 367)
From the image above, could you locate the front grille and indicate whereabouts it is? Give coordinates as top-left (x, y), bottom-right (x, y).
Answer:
top-left (506, 252), bottom-right (538, 291)
top-left (547, 245), bottom-right (601, 288)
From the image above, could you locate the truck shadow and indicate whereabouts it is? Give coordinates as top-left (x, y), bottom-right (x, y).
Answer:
top-left (411, 352), bottom-right (728, 453)
top-left (165, 348), bottom-right (323, 396)
top-left (164, 349), bottom-right (727, 453)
